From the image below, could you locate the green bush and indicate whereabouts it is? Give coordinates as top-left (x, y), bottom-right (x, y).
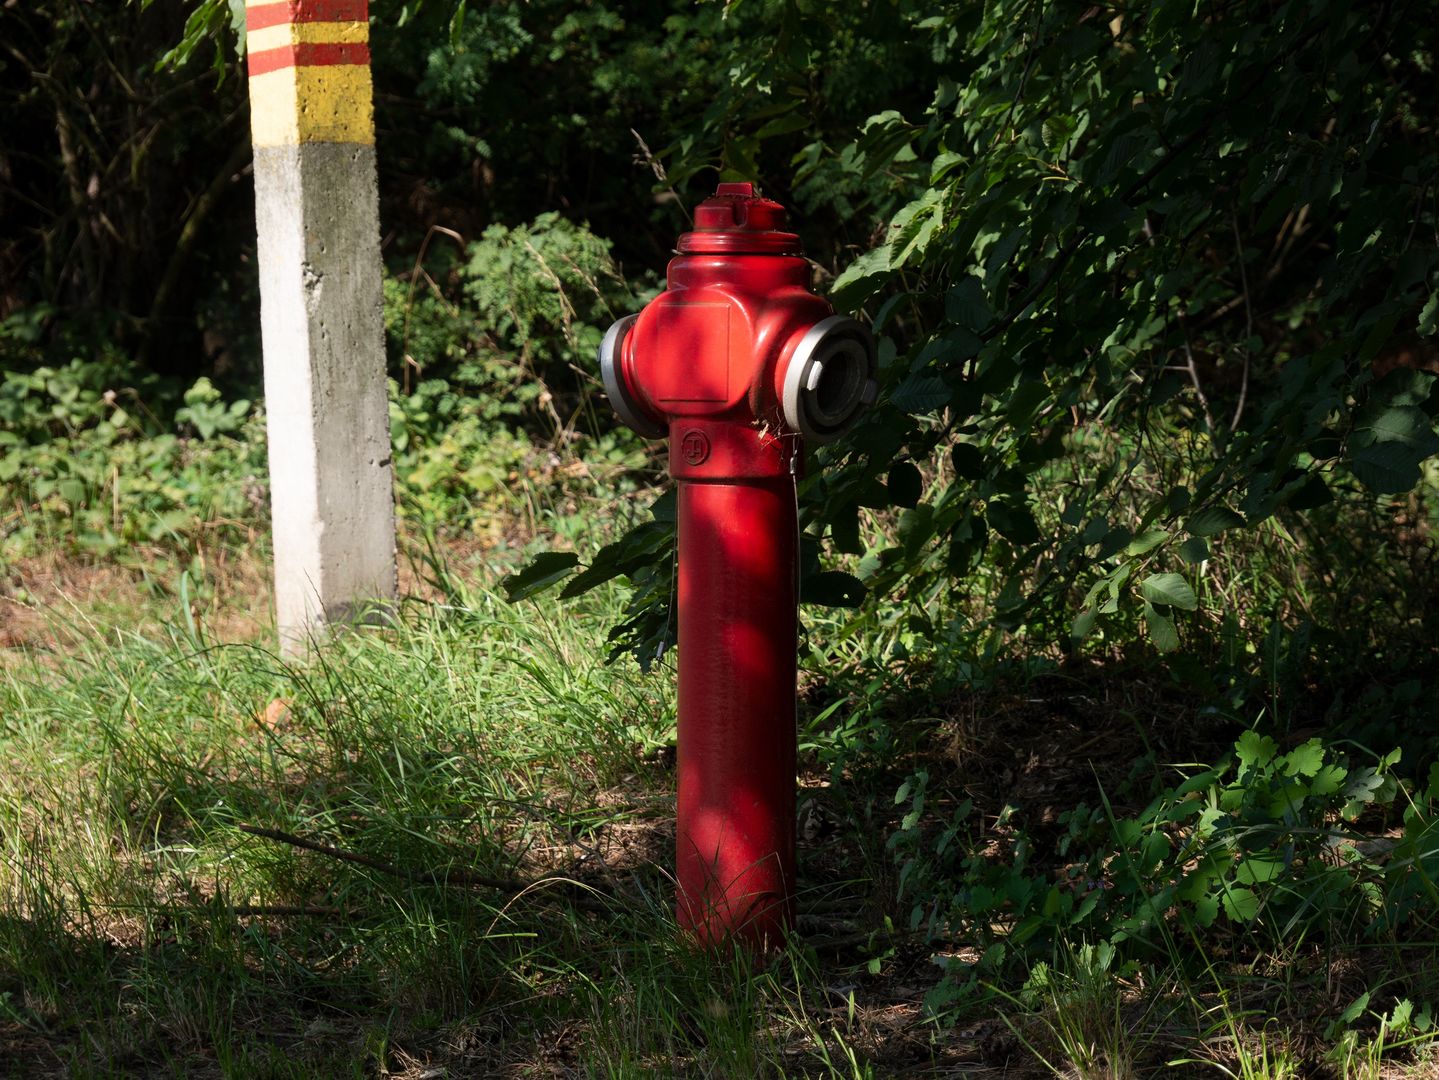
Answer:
top-left (883, 728), bottom-right (1436, 1013)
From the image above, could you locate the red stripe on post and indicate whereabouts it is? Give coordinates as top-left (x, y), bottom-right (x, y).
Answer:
top-left (247, 41), bottom-right (371, 76)
top-left (246, 0), bottom-right (369, 32)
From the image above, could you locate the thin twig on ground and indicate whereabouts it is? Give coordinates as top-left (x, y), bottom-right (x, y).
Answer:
top-left (236, 823), bottom-right (615, 909)
top-left (1229, 212), bottom-right (1253, 432)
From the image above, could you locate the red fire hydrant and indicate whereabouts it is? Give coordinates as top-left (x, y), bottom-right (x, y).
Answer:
top-left (599, 182), bottom-right (877, 947)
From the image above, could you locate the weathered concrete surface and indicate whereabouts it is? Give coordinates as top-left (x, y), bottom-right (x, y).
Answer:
top-left (254, 142), bottom-right (396, 654)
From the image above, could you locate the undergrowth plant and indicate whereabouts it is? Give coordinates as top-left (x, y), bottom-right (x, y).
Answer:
top-left (2, 219), bottom-right (659, 570)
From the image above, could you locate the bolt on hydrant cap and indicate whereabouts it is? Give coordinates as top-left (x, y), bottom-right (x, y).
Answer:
top-left (677, 182), bottom-right (803, 255)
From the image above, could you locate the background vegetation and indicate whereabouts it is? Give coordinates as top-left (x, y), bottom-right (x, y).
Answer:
top-left (3, 0), bottom-right (1439, 1075)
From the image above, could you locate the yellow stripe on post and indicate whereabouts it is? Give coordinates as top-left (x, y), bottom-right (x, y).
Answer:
top-left (249, 64), bottom-right (376, 147)
top-left (247, 19), bottom-right (369, 55)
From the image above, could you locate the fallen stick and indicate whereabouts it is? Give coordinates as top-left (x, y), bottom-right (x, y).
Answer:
top-left (236, 823), bottom-right (614, 910)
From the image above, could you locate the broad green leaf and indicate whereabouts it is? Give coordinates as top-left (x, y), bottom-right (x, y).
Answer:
top-left (1389, 999), bottom-right (1416, 1033)
top-left (1185, 506), bottom-right (1245, 537)
top-left (1310, 764), bottom-right (1347, 796)
top-left (1281, 738), bottom-right (1325, 778)
top-left (1140, 830), bottom-right (1170, 873)
top-left (1127, 529), bottom-right (1169, 556)
top-left (1144, 601), bottom-right (1179, 652)
top-left (830, 245), bottom-right (893, 307)
top-left (1140, 573), bottom-right (1197, 610)
top-left (1192, 895), bottom-right (1220, 928)
top-left (1349, 404), bottom-right (1439, 493)
top-left (951, 442), bottom-right (986, 479)
top-left (829, 503), bottom-right (863, 555)
top-left (1266, 775), bottom-right (1312, 817)
top-left (1360, 404), bottom-right (1438, 447)
top-left (987, 501), bottom-right (1040, 545)
top-left (890, 375), bottom-right (949, 414)
top-left (1236, 730), bottom-right (1278, 769)
top-left (802, 570), bottom-right (866, 608)
top-left (887, 462), bottom-right (923, 508)
top-left (1419, 292), bottom-right (1439, 336)
top-left (945, 276), bottom-right (992, 330)
top-left (1235, 858), bottom-right (1283, 884)
top-left (502, 552), bottom-right (579, 602)
top-left (1349, 439), bottom-right (1435, 495)
top-left (1178, 537), bottom-right (1209, 564)
top-left (1338, 992), bottom-right (1371, 1028)
top-left (1219, 885), bottom-right (1260, 923)
top-left (1175, 769), bottom-right (1224, 797)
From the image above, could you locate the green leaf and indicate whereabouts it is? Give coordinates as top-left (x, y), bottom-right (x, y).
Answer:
top-left (944, 276), bottom-right (992, 330)
top-left (829, 503), bottom-right (863, 555)
top-left (1310, 764), bottom-right (1347, 797)
top-left (1185, 506), bottom-right (1245, 537)
top-left (1235, 858), bottom-right (1283, 884)
top-left (57, 478), bottom-right (86, 507)
top-left (951, 443), bottom-right (986, 479)
top-left (987, 501), bottom-right (1040, 545)
top-left (1140, 573), bottom-right (1197, 610)
top-left (830, 245), bottom-right (893, 307)
top-left (1236, 730), bottom-right (1278, 769)
top-left (1349, 403), bottom-right (1439, 494)
top-left (1178, 537), bottom-right (1209, 564)
top-left (890, 374), bottom-right (950, 414)
top-left (1144, 601), bottom-right (1179, 652)
top-left (502, 552), bottom-right (579, 602)
top-left (1140, 830), bottom-right (1170, 873)
top-left (1349, 439), bottom-right (1436, 495)
top-left (802, 571), bottom-right (866, 608)
top-left (1339, 992), bottom-right (1371, 1028)
top-left (1419, 292), bottom-right (1439, 336)
top-left (1281, 738), bottom-right (1325, 778)
top-left (1389, 999), bottom-right (1415, 1033)
top-left (1127, 529), bottom-right (1169, 556)
top-left (1362, 404), bottom-right (1438, 446)
top-left (887, 462), bottom-right (923, 508)
top-left (227, 0), bottom-right (247, 50)
top-left (1192, 895), bottom-right (1219, 928)
top-left (1219, 885), bottom-right (1260, 923)
top-left (1175, 769), bottom-right (1224, 797)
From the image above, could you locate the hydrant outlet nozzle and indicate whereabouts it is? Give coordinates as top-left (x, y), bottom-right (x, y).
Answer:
top-left (780, 315), bottom-right (878, 444)
top-left (598, 314), bottom-right (665, 438)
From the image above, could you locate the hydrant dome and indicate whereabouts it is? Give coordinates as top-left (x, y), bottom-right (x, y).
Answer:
top-left (677, 182), bottom-right (802, 256)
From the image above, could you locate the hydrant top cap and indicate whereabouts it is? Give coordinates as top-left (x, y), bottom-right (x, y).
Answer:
top-left (677, 182), bottom-right (803, 255)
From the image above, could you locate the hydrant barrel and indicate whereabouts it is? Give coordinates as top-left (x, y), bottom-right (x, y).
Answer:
top-left (676, 478), bottom-right (797, 945)
top-left (597, 182), bottom-right (876, 949)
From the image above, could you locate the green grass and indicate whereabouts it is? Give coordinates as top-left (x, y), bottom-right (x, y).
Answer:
top-left (4, 481), bottom-right (1439, 1075)
top-left (0, 575), bottom-right (909, 1076)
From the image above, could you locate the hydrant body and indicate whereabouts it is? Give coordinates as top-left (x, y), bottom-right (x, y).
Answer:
top-left (600, 183), bottom-right (875, 947)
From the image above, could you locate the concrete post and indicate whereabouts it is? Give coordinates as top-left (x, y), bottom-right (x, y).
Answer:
top-left (245, 0), bottom-right (397, 655)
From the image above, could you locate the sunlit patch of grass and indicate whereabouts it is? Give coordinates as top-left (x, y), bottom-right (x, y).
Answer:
top-left (0, 574), bottom-right (916, 1075)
